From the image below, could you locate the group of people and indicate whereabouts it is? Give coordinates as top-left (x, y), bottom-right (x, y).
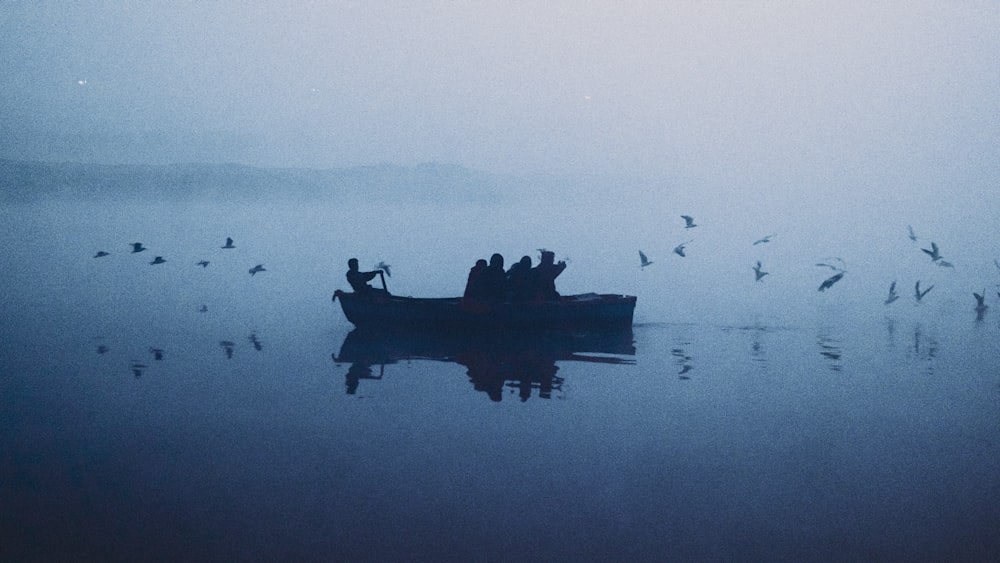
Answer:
top-left (343, 251), bottom-right (567, 304)
top-left (463, 250), bottom-right (566, 305)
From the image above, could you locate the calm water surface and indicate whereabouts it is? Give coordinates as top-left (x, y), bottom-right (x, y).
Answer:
top-left (2, 200), bottom-right (999, 561)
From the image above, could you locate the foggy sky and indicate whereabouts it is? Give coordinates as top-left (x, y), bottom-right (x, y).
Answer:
top-left (2, 1), bottom-right (998, 186)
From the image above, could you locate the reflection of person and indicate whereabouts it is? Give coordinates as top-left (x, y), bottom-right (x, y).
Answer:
top-left (346, 258), bottom-right (384, 294)
top-left (533, 250), bottom-right (566, 300)
top-left (344, 362), bottom-right (382, 394)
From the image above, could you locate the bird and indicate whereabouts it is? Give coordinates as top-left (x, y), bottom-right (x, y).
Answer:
top-left (249, 264), bottom-right (266, 276)
top-left (130, 242), bottom-right (146, 253)
top-left (907, 225), bottom-right (918, 242)
top-left (921, 242), bottom-right (942, 262)
top-left (222, 237), bottom-right (235, 249)
top-left (884, 281), bottom-right (899, 305)
top-left (994, 259), bottom-right (1000, 272)
top-left (673, 240), bottom-right (692, 257)
top-left (815, 258), bottom-right (847, 272)
top-left (93, 251), bottom-right (110, 258)
top-left (752, 234), bottom-right (775, 246)
top-left (973, 291), bottom-right (988, 312)
top-left (197, 260), bottom-right (209, 267)
top-left (639, 250), bottom-right (653, 269)
top-left (375, 261), bottom-right (392, 277)
top-left (150, 256), bottom-right (166, 265)
top-left (915, 280), bottom-right (933, 302)
top-left (937, 260), bottom-right (954, 269)
top-left (818, 271), bottom-right (845, 292)
top-left (752, 261), bottom-right (769, 281)
top-left (681, 215), bottom-right (697, 229)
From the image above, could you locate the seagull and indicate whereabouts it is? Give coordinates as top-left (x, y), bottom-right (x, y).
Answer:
top-left (249, 264), bottom-right (266, 276)
top-left (375, 261), bottom-right (392, 277)
top-left (752, 261), bottom-right (769, 281)
top-left (921, 242), bottom-right (942, 262)
top-left (130, 242), bottom-right (146, 253)
top-left (937, 260), bottom-right (954, 269)
top-left (222, 237), bottom-right (235, 249)
top-left (673, 240), bottom-right (692, 257)
top-left (914, 280), bottom-right (933, 302)
top-left (974, 291), bottom-right (988, 312)
top-left (907, 225), bottom-right (918, 242)
top-left (753, 234), bottom-right (775, 246)
top-left (681, 215), bottom-right (697, 229)
top-left (94, 251), bottom-right (110, 258)
top-left (639, 250), bottom-right (653, 269)
top-left (197, 260), bottom-right (209, 267)
top-left (818, 271), bottom-right (845, 292)
top-left (884, 280), bottom-right (900, 305)
top-left (150, 256), bottom-right (166, 265)
top-left (815, 258), bottom-right (847, 272)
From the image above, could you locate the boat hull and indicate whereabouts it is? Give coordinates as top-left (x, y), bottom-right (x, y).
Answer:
top-left (334, 291), bottom-right (636, 331)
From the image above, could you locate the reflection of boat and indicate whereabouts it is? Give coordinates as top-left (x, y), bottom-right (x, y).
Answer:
top-left (333, 291), bottom-right (637, 331)
top-left (333, 327), bottom-right (635, 401)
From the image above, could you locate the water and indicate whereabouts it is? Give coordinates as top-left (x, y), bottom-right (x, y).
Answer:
top-left (2, 197), bottom-right (999, 561)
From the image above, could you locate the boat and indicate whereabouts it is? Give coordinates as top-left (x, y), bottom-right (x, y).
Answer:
top-left (332, 290), bottom-right (637, 331)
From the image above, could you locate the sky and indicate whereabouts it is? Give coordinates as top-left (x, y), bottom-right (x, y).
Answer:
top-left (1, 1), bottom-right (998, 184)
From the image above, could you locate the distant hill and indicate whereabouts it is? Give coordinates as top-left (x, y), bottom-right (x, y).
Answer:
top-left (0, 159), bottom-right (506, 204)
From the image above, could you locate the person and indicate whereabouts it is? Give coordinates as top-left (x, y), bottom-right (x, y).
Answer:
top-left (533, 250), bottom-right (566, 301)
top-left (463, 258), bottom-right (489, 302)
top-left (482, 253), bottom-right (506, 304)
top-left (346, 258), bottom-right (384, 294)
top-left (505, 255), bottom-right (534, 302)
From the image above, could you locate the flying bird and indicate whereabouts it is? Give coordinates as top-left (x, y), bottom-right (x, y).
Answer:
top-left (375, 261), bottom-right (392, 277)
top-left (197, 260), bottom-right (209, 267)
top-left (681, 215), bottom-right (697, 229)
top-left (973, 291), bottom-right (988, 312)
top-left (753, 234), bottom-right (775, 246)
top-left (639, 250), bottom-right (653, 269)
top-left (907, 225), bottom-right (918, 242)
top-left (130, 242), bottom-right (146, 253)
top-left (94, 251), bottom-right (110, 258)
top-left (994, 259), bottom-right (1000, 272)
top-left (937, 260), bottom-right (954, 269)
top-left (249, 264), bottom-right (266, 276)
top-left (884, 281), bottom-right (899, 305)
top-left (818, 272), bottom-right (845, 292)
top-left (920, 242), bottom-right (942, 262)
top-left (914, 281), bottom-right (933, 302)
top-left (673, 241), bottom-right (692, 257)
top-left (752, 261), bottom-right (769, 281)
top-left (222, 237), bottom-right (235, 249)
top-left (815, 258), bottom-right (847, 272)
top-left (150, 256), bottom-right (166, 265)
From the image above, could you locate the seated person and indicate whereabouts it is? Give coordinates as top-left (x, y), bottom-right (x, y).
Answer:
top-left (346, 258), bottom-right (385, 294)
top-left (533, 250), bottom-right (566, 301)
top-left (505, 255), bottom-right (534, 302)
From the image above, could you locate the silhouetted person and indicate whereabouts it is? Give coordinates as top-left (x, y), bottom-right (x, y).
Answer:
top-left (482, 253), bottom-right (506, 304)
top-left (463, 258), bottom-right (489, 304)
top-left (533, 250), bottom-right (566, 300)
top-left (346, 257), bottom-right (384, 294)
top-left (506, 255), bottom-right (534, 302)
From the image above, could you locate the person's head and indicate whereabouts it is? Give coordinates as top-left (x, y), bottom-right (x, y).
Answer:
top-left (490, 253), bottom-right (504, 268)
top-left (540, 250), bottom-right (555, 264)
top-left (475, 258), bottom-right (487, 269)
top-left (519, 255), bottom-right (531, 267)
top-left (348, 258), bottom-right (359, 271)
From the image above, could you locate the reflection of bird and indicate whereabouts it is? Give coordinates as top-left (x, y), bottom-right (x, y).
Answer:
top-left (220, 341), bottom-right (235, 359)
top-left (639, 250), bottom-right (653, 269)
top-left (130, 242), bottom-right (146, 253)
top-left (130, 361), bottom-right (147, 377)
top-left (150, 256), bottom-right (166, 265)
top-left (150, 348), bottom-right (164, 361)
top-left (884, 281), bottom-right (900, 305)
top-left (753, 234), bottom-right (775, 245)
top-left (94, 251), bottom-right (110, 258)
top-left (915, 281), bottom-right (933, 302)
top-left (197, 260), bottom-right (209, 267)
top-left (907, 225), bottom-right (918, 242)
top-left (222, 237), bottom-right (235, 249)
top-left (249, 264), bottom-right (266, 275)
top-left (752, 261), bottom-right (769, 281)
top-left (249, 332), bottom-right (263, 351)
top-left (673, 241), bottom-right (692, 257)
top-left (375, 261), bottom-right (392, 277)
top-left (818, 272), bottom-right (845, 292)
top-left (681, 215), bottom-right (697, 229)
top-left (198, 304), bottom-right (208, 313)
top-left (921, 242), bottom-right (942, 262)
